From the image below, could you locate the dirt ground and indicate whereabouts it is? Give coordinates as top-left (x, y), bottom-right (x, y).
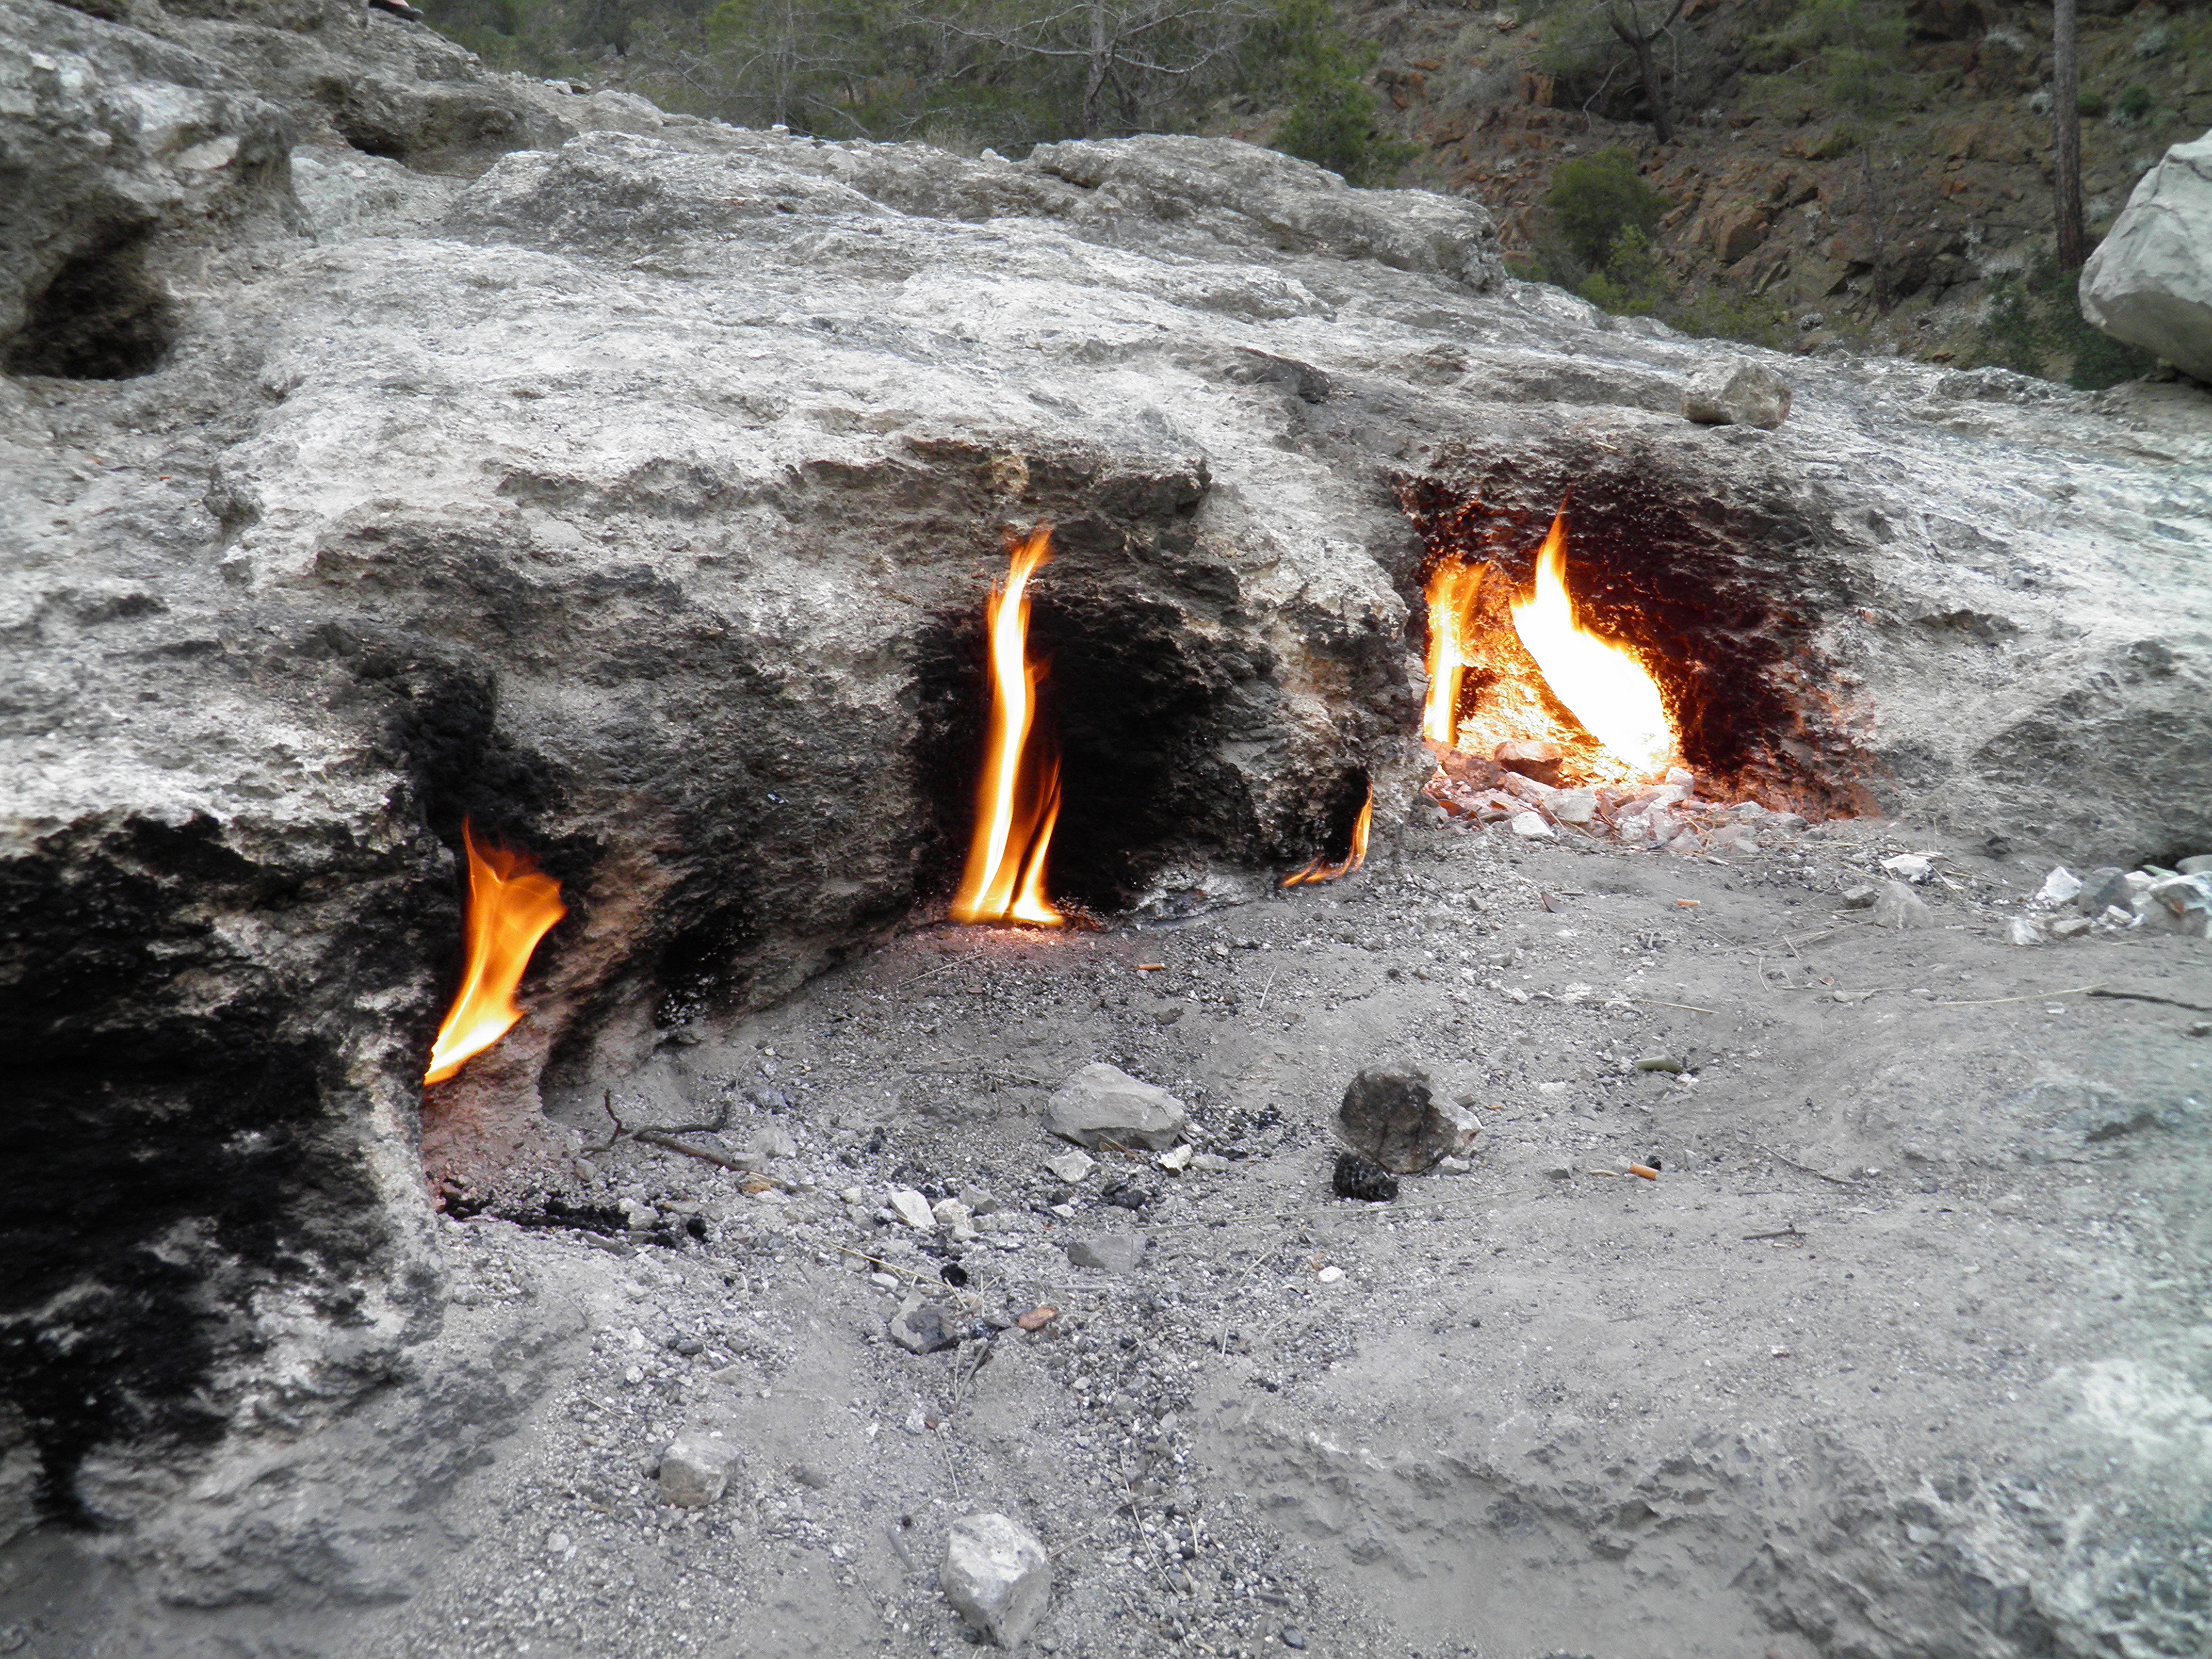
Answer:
top-left (339, 804), bottom-right (2209, 1659)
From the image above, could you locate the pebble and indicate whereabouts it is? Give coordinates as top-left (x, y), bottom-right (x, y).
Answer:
top-left (888, 1188), bottom-right (935, 1230)
top-left (888, 1293), bottom-right (962, 1354)
top-left (2050, 916), bottom-right (2095, 939)
top-left (658, 1434), bottom-right (737, 1507)
top-left (1189, 1152), bottom-right (1232, 1173)
top-left (1281, 1626), bottom-right (1308, 1650)
top-left (2037, 867), bottom-right (2082, 905)
top-left (1044, 1149), bottom-right (1097, 1183)
top-left (1065, 1232), bottom-right (1148, 1273)
top-left (1315, 1265), bottom-right (1344, 1284)
top-left (1634, 1054), bottom-right (1684, 1074)
top-left (1158, 1144), bottom-right (1194, 1172)
top-left (1881, 853), bottom-right (1933, 883)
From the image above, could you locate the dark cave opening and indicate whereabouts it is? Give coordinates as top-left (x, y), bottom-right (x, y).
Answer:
top-left (3, 234), bottom-right (179, 382)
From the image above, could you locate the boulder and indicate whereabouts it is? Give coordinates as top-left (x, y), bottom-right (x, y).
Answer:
top-left (1870, 881), bottom-right (1935, 930)
top-left (941, 1512), bottom-right (1051, 1648)
top-left (1682, 360), bottom-right (1794, 428)
top-left (1336, 1068), bottom-right (1479, 1174)
top-left (2081, 131), bottom-right (2212, 384)
top-left (1045, 1064), bottom-right (1188, 1150)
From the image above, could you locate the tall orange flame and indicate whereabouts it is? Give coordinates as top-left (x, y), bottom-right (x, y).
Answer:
top-left (951, 523), bottom-right (1064, 928)
top-left (1510, 512), bottom-right (1673, 777)
top-left (1421, 559), bottom-right (1485, 745)
top-left (1282, 785), bottom-right (1372, 887)
top-left (424, 821), bottom-right (567, 1085)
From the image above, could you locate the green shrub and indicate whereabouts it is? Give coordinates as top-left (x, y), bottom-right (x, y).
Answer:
top-left (1576, 225), bottom-right (1668, 315)
top-left (2114, 83), bottom-right (2154, 124)
top-left (2076, 89), bottom-right (2108, 118)
top-left (1972, 251), bottom-right (2157, 390)
top-left (1544, 149), bottom-right (1668, 270)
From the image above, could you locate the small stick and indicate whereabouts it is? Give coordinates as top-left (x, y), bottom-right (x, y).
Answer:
top-left (1933, 983), bottom-right (2105, 1009)
top-left (1254, 970), bottom-right (1279, 1012)
top-left (1634, 998), bottom-right (1718, 1014)
top-left (1743, 1225), bottom-right (1806, 1242)
top-left (632, 1128), bottom-right (753, 1172)
top-left (2087, 987), bottom-right (2212, 1014)
top-left (1755, 1147), bottom-right (1857, 1186)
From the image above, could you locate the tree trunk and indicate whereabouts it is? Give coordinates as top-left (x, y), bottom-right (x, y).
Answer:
top-left (2052, 0), bottom-right (2086, 269)
top-left (1608, 0), bottom-right (1685, 145)
top-left (1630, 32), bottom-right (1671, 143)
top-left (1081, 2), bottom-right (1111, 137)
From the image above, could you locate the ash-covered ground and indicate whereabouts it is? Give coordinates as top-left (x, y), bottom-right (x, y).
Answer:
top-left (334, 808), bottom-right (2208, 1659)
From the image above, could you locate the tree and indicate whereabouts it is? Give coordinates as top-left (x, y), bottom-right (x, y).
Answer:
top-left (1546, 147), bottom-right (1668, 270)
top-left (1603, 0), bottom-right (1687, 142)
top-left (2051, 0), bottom-right (2085, 269)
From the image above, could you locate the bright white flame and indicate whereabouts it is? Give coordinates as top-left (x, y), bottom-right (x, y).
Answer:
top-left (1510, 515), bottom-right (1672, 776)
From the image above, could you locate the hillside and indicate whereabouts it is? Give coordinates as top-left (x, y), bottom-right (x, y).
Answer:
top-left (1330, 0), bottom-right (2211, 380)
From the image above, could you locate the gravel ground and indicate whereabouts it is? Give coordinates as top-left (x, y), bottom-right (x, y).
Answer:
top-left (348, 806), bottom-right (2211, 1659)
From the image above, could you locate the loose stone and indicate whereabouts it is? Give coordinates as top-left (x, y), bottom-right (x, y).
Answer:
top-left (1336, 1067), bottom-right (1478, 1173)
top-left (1045, 1063), bottom-right (1189, 1150)
top-left (941, 1512), bottom-right (1051, 1649)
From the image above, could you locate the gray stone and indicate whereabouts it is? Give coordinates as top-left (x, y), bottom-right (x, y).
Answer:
top-left (1043, 1149), bottom-right (1097, 1184)
top-left (2179, 855), bottom-right (2212, 876)
top-left (888, 1293), bottom-right (963, 1355)
top-left (888, 1189), bottom-right (936, 1231)
top-left (2037, 867), bottom-right (2084, 905)
top-left (2050, 916), bottom-right (2096, 939)
top-left (658, 1434), bottom-right (738, 1507)
top-left (1870, 882), bottom-right (1934, 930)
top-left (1841, 884), bottom-right (1880, 909)
top-left (2081, 131), bottom-right (2212, 383)
top-left (1681, 359), bottom-right (1793, 428)
top-left (1045, 1064), bottom-right (1188, 1150)
top-left (941, 1511), bottom-right (1051, 1649)
top-left (2074, 866), bottom-right (2130, 916)
top-left (750, 1124), bottom-right (799, 1160)
top-left (1064, 1232), bottom-right (1148, 1273)
top-left (1336, 1067), bottom-right (1480, 1174)
top-left (2005, 916), bottom-right (2043, 946)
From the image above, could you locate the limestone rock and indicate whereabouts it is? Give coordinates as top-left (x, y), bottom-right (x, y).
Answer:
top-left (1336, 1068), bottom-right (1479, 1174)
top-left (2081, 131), bottom-right (2212, 383)
top-left (1045, 1064), bottom-right (1187, 1150)
top-left (941, 1512), bottom-right (1051, 1648)
top-left (1681, 359), bottom-right (1793, 428)
top-left (658, 1434), bottom-right (738, 1507)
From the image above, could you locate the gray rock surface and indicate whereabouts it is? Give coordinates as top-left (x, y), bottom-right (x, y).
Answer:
top-left (1681, 359), bottom-right (1794, 428)
top-left (1045, 1064), bottom-right (1188, 1150)
top-left (1335, 1067), bottom-right (1478, 1174)
top-left (887, 1293), bottom-right (962, 1354)
top-left (2081, 130), bottom-right (2212, 383)
top-left (1871, 880), bottom-right (1935, 929)
top-left (940, 1511), bottom-right (1050, 1648)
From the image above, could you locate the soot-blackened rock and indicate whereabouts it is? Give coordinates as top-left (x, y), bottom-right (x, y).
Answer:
top-left (1336, 1067), bottom-right (1480, 1174)
top-left (1333, 1153), bottom-right (1399, 1202)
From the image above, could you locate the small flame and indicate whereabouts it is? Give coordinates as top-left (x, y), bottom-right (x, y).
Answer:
top-left (951, 523), bottom-right (1064, 928)
top-left (424, 821), bottom-right (566, 1086)
top-left (1282, 786), bottom-right (1373, 887)
top-left (1510, 513), bottom-right (1673, 776)
top-left (1421, 560), bottom-right (1485, 746)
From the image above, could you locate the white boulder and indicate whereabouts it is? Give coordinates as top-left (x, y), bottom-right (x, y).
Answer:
top-left (2081, 130), bottom-right (2212, 383)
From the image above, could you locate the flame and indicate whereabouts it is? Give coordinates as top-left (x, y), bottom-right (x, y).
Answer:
top-left (951, 523), bottom-right (1064, 928)
top-left (1282, 785), bottom-right (1373, 887)
top-left (424, 821), bottom-right (566, 1085)
top-left (1421, 559), bottom-right (1485, 746)
top-left (1510, 513), bottom-right (1673, 776)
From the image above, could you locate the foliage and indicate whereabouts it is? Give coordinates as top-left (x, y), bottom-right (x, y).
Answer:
top-left (1242, 0), bottom-right (1413, 184)
top-left (1755, 0), bottom-right (1908, 132)
top-left (2112, 83), bottom-right (2154, 125)
top-left (431, 0), bottom-right (1404, 173)
top-left (2076, 89), bottom-right (2108, 119)
top-left (1575, 224), bottom-right (1666, 314)
top-left (1971, 251), bottom-right (2156, 392)
top-left (1544, 148), bottom-right (1667, 270)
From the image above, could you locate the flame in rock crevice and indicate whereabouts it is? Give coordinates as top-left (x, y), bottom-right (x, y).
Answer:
top-left (1421, 559), bottom-right (1485, 745)
top-left (951, 523), bottom-right (1064, 928)
top-left (1510, 513), bottom-right (1673, 777)
top-left (424, 822), bottom-right (566, 1086)
top-left (1282, 785), bottom-right (1372, 887)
